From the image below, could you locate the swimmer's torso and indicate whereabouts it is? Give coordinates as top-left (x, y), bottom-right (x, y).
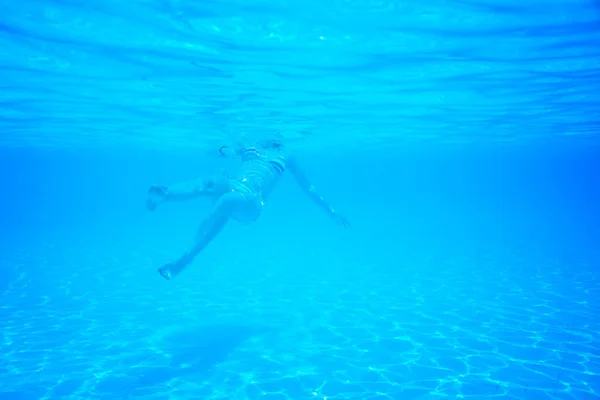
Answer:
top-left (233, 147), bottom-right (286, 200)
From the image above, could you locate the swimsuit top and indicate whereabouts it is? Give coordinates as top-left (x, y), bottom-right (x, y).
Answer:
top-left (241, 147), bottom-right (286, 174)
top-left (234, 147), bottom-right (287, 199)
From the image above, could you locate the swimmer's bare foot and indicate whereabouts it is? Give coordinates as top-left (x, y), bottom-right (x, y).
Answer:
top-left (158, 263), bottom-right (175, 280)
top-left (146, 185), bottom-right (168, 211)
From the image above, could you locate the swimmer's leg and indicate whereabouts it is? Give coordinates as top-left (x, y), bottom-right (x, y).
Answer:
top-left (158, 191), bottom-right (254, 280)
top-left (146, 176), bottom-right (230, 211)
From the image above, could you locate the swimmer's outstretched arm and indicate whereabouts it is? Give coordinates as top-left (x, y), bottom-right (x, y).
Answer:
top-left (288, 156), bottom-right (350, 228)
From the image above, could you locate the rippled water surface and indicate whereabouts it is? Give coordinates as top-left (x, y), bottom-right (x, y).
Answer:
top-left (1, 0), bottom-right (599, 148)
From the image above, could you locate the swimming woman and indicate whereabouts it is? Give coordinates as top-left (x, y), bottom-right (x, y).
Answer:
top-left (146, 140), bottom-right (350, 280)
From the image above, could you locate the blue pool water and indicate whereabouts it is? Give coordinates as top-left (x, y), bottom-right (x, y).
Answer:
top-left (1, 1), bottom-right (600, 399)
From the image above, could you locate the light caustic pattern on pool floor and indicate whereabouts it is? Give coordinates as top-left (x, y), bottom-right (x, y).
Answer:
top-left (0, 242), bottom-right (599, 400)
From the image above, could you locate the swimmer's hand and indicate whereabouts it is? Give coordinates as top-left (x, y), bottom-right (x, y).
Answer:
top-left (332, 212), bottom-right (351, 228)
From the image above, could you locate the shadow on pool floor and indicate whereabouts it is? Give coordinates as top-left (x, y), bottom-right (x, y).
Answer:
top-left (93, 322), bottom-right (270, 395)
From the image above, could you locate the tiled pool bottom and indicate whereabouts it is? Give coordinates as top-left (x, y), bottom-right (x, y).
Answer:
top-left (0, 242), bottom-right (597, 400)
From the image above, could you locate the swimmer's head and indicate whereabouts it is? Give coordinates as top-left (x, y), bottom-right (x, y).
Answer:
top-left (219, 141), bottom-right (247, 158)
top-left (258, 139), bottom-right (283, 150)
top-left (219, 139), bottom-right (283, 157)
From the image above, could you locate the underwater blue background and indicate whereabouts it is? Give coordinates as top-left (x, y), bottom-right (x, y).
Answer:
top-left (1, 0), bottom-right (600, 399)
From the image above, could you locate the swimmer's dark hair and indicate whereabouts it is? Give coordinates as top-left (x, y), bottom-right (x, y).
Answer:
top-left (219, 139), bottom-right (282, 157)
top-left (260, 139), bottom-right (283, 149)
